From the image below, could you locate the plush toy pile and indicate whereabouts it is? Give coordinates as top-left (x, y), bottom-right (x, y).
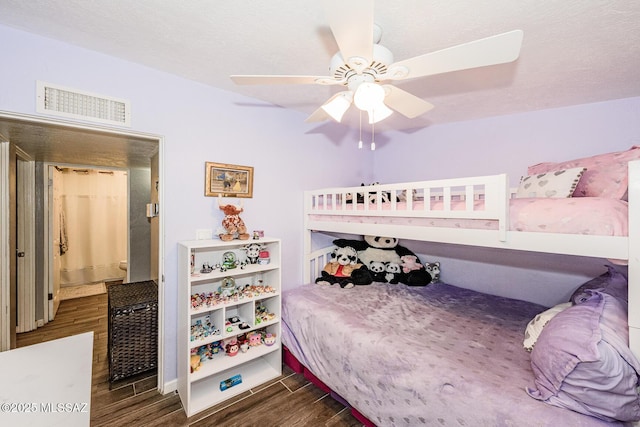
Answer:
top-left (315, 246), bottom-right (372, 289)
top-left (330, 235), bottom-right (438, 286)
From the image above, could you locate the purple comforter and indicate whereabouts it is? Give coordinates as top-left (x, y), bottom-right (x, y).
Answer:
top-left (282, 282), bottom-right (623, 426)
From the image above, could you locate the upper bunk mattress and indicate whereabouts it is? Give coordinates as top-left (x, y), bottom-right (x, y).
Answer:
top-left (282, 282), bottom-right (621, 426)
top-left (309, 197), bottom-right (628, 236)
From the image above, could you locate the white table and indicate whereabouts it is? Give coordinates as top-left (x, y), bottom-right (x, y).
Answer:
top-left (0, 332), bottom-right (93, 427)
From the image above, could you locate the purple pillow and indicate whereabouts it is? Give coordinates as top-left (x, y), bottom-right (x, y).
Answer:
top-left (569, 265), bottom-right (628, 304)
top-left (527, 291), bottom-right (640, 422)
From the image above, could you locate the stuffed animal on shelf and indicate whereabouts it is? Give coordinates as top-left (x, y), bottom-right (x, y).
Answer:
top-left (333, 236), bottom-right (432, 286)
top-left (243, 242), bottom-right (264, 264)
top-left (218, 197), bottom-right (250, 241)
top-left (315, 246), bottom-right (372, 289)
top-left (190, 354), bottom-right (201, 373)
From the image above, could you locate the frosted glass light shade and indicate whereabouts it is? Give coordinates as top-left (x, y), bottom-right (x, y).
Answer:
top-left (366, 103), bottom-right (393, 124)
top-left (321, 93), bottom-right (352, 122)
top-left (354, 82), bottom-right (393, 124)
top-left (353, 82), bottom-right (385, 111)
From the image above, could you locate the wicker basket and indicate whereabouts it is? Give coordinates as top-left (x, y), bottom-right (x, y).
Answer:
top-left (108, 280), bottom-right (158, 382)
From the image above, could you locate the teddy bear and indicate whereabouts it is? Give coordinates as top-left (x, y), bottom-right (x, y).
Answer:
top-left (400, 255), bottom-right (423, 274)
top-left (315, 246), bottom-right (372, 289)
top-left (333, 236), bottom-right (432, 286)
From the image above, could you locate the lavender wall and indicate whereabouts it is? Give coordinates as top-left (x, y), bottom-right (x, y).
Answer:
top-left (373, 97), bottom-right (640, 185)
top-left (0, 25), bottom-right (374, 387)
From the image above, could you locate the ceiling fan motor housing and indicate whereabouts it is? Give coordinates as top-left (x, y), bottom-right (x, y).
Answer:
top-left (329, 44), bottom-right (394, 85)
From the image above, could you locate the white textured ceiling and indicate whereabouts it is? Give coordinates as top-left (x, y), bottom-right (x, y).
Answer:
top-left (0, 0), bottom-right (639, 132)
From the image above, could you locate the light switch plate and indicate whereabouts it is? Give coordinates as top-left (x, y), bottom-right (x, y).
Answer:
top-left (196, 229), bottom-right (212, 240)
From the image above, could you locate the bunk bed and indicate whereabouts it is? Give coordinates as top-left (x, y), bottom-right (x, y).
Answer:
top-left (281, 147), bottom-right (640, 426)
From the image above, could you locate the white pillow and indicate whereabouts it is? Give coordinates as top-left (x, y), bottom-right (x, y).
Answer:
top-left (516, 167), bottom-right (586, 198)
top-left (523, 302), bottom-right (572, 351)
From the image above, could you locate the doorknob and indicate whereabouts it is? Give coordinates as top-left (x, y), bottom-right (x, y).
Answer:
top-left (17, 251), bottom-right (25, 257)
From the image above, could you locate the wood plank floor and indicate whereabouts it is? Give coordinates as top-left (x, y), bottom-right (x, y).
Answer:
top-left (16, 292), bottom-right (363, 426)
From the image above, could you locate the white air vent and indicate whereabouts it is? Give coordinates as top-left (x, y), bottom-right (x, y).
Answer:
top-left (36, 81), bottom-right (131, 127)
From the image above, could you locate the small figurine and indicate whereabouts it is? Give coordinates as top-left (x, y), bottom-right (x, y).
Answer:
top-left (219, 277), bottom-right (237, 298)
top-left (222, 251), bottom-right (237, 270)
top-left (200, 262), bottom-right (213, 274)
top-left (190, 354), bottom-right (201, 373)
top-left (248, 332), bottom-right (262, 347)
top-left (225, 342), bottom-right (239, 356)
top-left (264, 333), bottom-right (276, 346)
top-left (258, 250), bottom-right (270, 265)
top-left (243, 242), bottom-right (264, 264)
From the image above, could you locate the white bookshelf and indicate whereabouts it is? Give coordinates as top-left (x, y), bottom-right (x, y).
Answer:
top-left (177, 238), bottom-right (282, 417)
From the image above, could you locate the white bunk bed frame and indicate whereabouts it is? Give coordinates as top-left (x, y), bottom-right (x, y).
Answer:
top-left (303, 160), bottom-right (640, 361)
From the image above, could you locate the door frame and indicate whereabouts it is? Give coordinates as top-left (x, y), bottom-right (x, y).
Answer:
top-left (0, 141), bottom-right (10, 351)
top-left (0, 111), bottom-right (165, 392)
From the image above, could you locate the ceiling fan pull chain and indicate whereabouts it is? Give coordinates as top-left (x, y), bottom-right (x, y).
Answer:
top-left (371, 115), bottom-right (376, 151)
top-left (358, 111), bottom-right (363, 149)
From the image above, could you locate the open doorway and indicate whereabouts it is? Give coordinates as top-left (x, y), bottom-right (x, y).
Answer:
top-left (0, 111), bottom-right (164, 391)
top-left (50, 166), bottom-right (128, 303)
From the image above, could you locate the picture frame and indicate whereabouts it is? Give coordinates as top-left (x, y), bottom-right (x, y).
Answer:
top-left (205, 162), bottom-right (254, 198)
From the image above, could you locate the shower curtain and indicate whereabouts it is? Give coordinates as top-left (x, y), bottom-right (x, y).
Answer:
top-left (59, 169), bottom-right (127, 286)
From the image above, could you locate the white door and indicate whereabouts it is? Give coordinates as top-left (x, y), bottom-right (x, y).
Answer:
top-left (48, 166), bottom-right (62, 320)
top-left (16, 156), bottom-right (35, 332)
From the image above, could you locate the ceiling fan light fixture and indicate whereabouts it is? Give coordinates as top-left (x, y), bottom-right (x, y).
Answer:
top-left (354, 82), bottom-right (393, 123)
top-left (353, 82), bottom-right (384, 111)
top-left (321, 92), bottom-right (353, 122)
top-left (367, 102), bottom-right (393, 124)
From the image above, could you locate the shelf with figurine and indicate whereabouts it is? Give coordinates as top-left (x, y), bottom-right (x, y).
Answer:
top-left (190, 326), bottom-right (279, 382)
top-left (188, 240), bottom-right (279, 284)
top-left (189, 277), bottom-right (278, 315)
top-left (178, 236), bottom-right (281, 416)
top-left (189, 262), bottom-right (278, 284)
top-left (189, 298), bottom-right (279, 349)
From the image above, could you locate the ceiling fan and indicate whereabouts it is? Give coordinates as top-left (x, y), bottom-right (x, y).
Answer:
top-left (231, 0), bottom-right (523, 125)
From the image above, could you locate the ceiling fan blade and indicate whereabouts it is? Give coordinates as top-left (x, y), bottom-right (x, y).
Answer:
top-left (382, 85), bottom-right (434, 119)
top-left (305, 107), bottom-right (330, 123)
top-left (324, 0), bottom-right (374, 69)
top-left (230, 75), bottom-right (342, 85)
top-left (384, 30), bottom-right (524, 81)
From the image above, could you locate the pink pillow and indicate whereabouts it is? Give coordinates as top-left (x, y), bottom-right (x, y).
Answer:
top-left (527, 146), bottom-right (640, 199)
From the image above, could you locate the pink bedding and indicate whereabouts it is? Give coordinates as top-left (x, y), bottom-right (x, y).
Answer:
top-left (310, 197), bottom-right (628, 236)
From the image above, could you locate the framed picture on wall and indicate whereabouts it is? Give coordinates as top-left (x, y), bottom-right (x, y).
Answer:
top-left (205, 162), bottom-right (254, 198)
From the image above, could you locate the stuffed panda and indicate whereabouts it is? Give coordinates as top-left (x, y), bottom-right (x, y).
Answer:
top-left (333, 236), bottom-right (432, 286)
top-left (368, 261), bottom-right (387, 282)
top-left (384, 262), bottom-right (402, 284)
top-left (315, 246), bottom-right (372, 289)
